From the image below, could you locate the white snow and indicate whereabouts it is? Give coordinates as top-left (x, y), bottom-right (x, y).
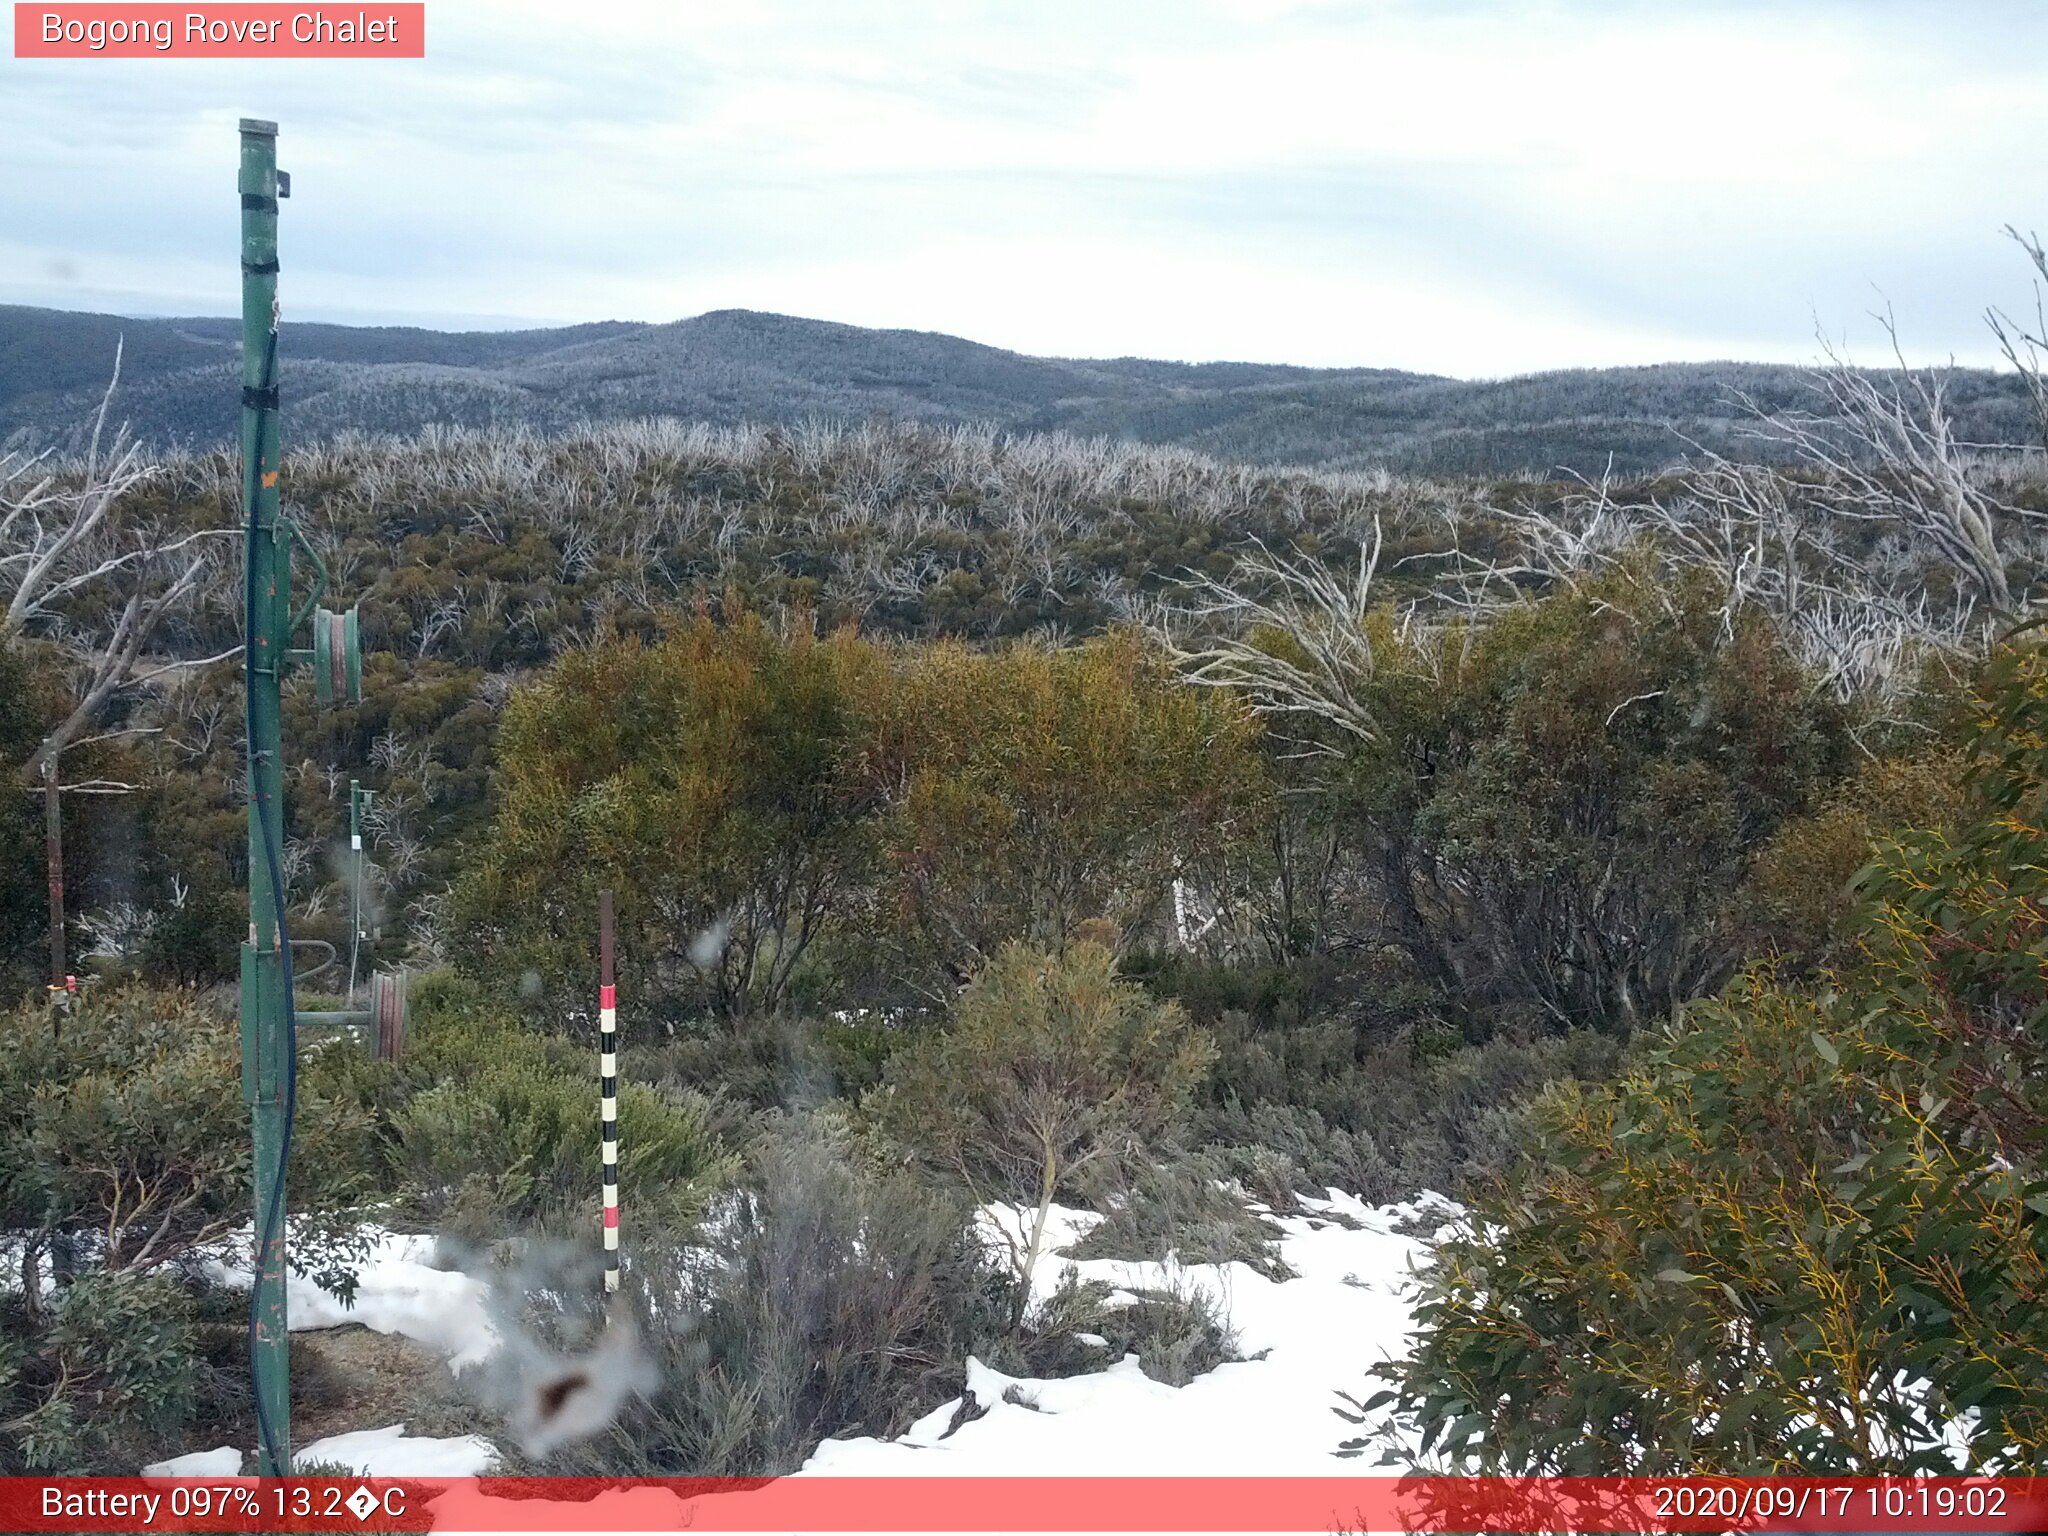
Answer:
top-left (142, 1446), bottom-right (243, 1477)
top-left (160, 1188), bottom-right (1459, 1484)
top-left (802, 1188), bottom-right (1460, 1475)
top-left (294, 1424), bottom-right (499, 1478)
top-left (974, 1201), bottom-right (1106, 1266)
top-left (142, 1425), bottom-right (496, 1481)
top-left (141, 1177), bottom-right (2021, 1488)
top-left (207, 1227), bottom-right (497, 1368)
top-left (175, 1227), bottom-right (503, 1478)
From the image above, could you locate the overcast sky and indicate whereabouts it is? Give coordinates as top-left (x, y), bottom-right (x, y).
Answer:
top-left (3, 0), bottom-right (2044, 376)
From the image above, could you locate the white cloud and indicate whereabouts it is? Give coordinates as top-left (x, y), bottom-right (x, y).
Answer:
top-left (2, 0), bottom-right (2042, 374)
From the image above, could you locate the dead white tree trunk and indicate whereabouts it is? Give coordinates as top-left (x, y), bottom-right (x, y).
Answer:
top-left (2, 347), bottom-right (229, 978)
top-left (1738, 321), bottom-right (2039, 622)
top-left (1157, 520), bottom-right (1395, 754)
top-left (3, 347), bottom-right (229, 783)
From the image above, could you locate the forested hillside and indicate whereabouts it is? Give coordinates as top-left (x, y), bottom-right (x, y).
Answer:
top-left (4, 302), bottom-right (2036, 475)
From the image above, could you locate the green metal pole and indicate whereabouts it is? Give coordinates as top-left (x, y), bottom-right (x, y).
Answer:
top-left (236, 115), bottom-right (292, 1479)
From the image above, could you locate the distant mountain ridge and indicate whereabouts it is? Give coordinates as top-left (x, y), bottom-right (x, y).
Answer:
top-left (0, 302), bottom-right (2033, 477)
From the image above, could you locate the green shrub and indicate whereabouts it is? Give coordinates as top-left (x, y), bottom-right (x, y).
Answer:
top-left (0, 985), bottom-right (374, 1282)
top-left (455, 619), bottom-right (1269, 1021)
top-left (868, 632), bottom-right (1266, 997)
top-left (1221, 559), bottom-right (1854, 1035)
top-left (392, 993), bottom-right (734, 1242)
top-left (1125, 949), bottom-right (1380, 1037)
top-left (1108, 1283), bottom-right (1240, 1387)
top-left (1383, 647), bottom-right (2048, 1474)
top-left (1740, 745), bottom-right (1972, 971)
top-left (533, 1113), bottom-right (1015, 1476)
top-left (137, 879), bottom-right (244, 987)
top-left (1, 1273), bottom-right (198, 1473)
top-left (0, 642), bottom-right (58, 1001)
top-left (627, 1009), bottom-right (905, 1114)
top-left (0, 985), bottom-right (375, 1472)
top-left (1195, 1010), bottom-right (1623, 1203)
top-left (402, 969), bottom-right (582, 1078)
top-left (452, 613), bottom-right (887, 1020)
top-left (295, 1036), bottom-right (413, 1191)
top-left (986, 1269), bottom-right (1239, 1388)
top-left (1068, 1151), bottom-right (1290, 1281)
top-left (872, 941), bottom-right (1214, 1305)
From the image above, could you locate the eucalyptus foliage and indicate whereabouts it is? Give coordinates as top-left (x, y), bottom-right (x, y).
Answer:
top-left (1382, 647), bottom-right (2048, 1473)
top-left (873, 940), bottom-right (1214, 1306)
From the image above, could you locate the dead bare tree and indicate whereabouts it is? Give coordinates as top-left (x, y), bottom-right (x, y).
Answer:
top-left (1157, 521), bottom-right (1397, 755)
top-left (413, 595), bottom-right (467, 658)
top-left (1740, 322), bottom-right (2039, 622)
top-left (1988, 225), bottom-right (2048, 450)
top-left (3, 351), bottom-right (231, 780)
top-left (1, 347), bottom-right (228, 980)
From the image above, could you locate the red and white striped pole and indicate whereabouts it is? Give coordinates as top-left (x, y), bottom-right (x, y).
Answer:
top-left (599, 888), bottom-right (620, 1293)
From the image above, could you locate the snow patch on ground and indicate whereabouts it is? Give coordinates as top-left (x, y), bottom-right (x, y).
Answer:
top-left (295, 1424), bottom-right (498, 1478)
top-left (973, 1202), bottom-right (1105, 1275)
top-left (207, 1227), bottom-right (497, 1368)
top-left (163, 1188), bottom-right (1458, 1481)
top-left (802, 1188), bottom-right (1460, 1475)
top-left (144, 1430), bottom-right (500, 1480)
top-left (142, 1446), bottom-right (243, 1477)
top-left (176, 1228), bottom-right (503, 1477)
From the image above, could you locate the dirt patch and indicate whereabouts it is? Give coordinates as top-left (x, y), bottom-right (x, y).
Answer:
top-left (291, 1326), bottom-right (470, 1446)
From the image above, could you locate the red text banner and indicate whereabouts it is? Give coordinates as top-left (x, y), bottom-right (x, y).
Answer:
top-left (14, 4), bottom-right (425, 57)
top-left (5, 1476), bottom-right (2048, 1533)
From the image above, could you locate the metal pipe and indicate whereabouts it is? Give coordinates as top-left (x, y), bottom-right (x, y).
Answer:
top-left (236, 114), bottom-right (292, 1479)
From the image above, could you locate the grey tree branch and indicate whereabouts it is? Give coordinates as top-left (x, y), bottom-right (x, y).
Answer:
top-left (2, 349), bottom-right (219, 789)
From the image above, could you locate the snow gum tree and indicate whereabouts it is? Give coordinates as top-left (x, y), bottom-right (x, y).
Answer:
top-left (868, 630), bottom-right (1265, 998)
top-left (459, 616), bottom-right (1268, 1019)
top-left (455, 609), bottom-right (889, 1019)
top-left (1170, 552), bottom-right (1851, 1033)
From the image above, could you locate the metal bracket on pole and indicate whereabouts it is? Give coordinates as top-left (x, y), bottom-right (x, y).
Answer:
top-left (311, 605), bottom-right (363, 705)
top-left (296, 970), bottom-right (409, 1058)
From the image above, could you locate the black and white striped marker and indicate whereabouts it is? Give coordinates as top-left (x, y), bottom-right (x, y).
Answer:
top-left (599, 889), bottom-right (619, 1294)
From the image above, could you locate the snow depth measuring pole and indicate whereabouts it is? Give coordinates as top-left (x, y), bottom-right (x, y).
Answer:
top-left (599, 889), bottom-right (621, 1291)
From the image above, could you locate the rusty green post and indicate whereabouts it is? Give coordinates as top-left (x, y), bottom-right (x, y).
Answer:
top-left (237, 114), bottom-right (292, 1479)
